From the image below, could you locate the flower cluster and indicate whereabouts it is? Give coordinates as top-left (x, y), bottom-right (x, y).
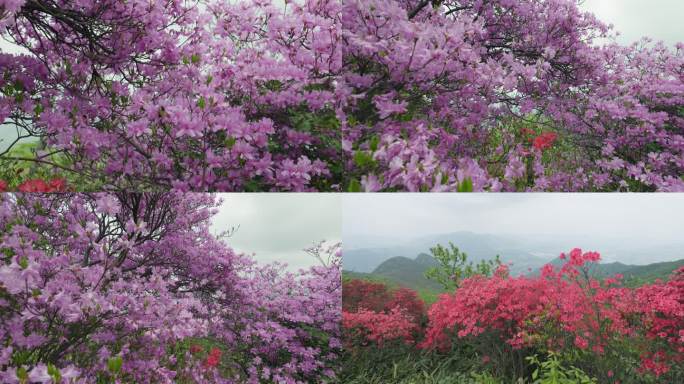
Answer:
top-left (1, 1), bottom-right (682, 191)
top-left (0, 193), bottom-right (341, 383)
top-left (1, 0), bottom-right (342, 191)
top-left (203, 348), bottom-right (222, 369)
top-left (214, 244), bottom-right (342, 383)
top-left (532, 133), bottom-right (558, 151)
top-left (343, 307), bottom-right (418, 346)
top-left (342, 279), bottom-right (425, 347)
top-left (0, 178), bottom-right (67, 192)
top-left (340, 0), bottom-right (684, 192)
top-left (421, 249), bottom-right (683, 379)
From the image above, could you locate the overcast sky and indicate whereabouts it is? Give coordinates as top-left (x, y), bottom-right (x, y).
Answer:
top-left (212, 194), bottom-right (341, 270)
top-left (580, 0), bottom-right (682, 46)
top-left (343, 194), bottom-right (684, 261)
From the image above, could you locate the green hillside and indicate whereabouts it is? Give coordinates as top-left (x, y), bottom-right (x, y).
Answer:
top-left (532, 257), bottom-right (684, 286)
top-left (343, 254), bottom-right (446, 303)
top-left (618, 259), bottom-right (684, 286)
top-left (344, 254), bottom-right (684, 305)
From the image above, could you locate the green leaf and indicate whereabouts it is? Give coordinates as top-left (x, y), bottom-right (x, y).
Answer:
top-left (353, 151), bottom-right (375, 168)
top-left (347, 179), bottom-right (362, 192)
top-left (47, 363), bottom-right (61, 382)
top-left (190, 54), bottom-right (201, 64)
top-left (369, 135), bottom-right (380, 152)
top-left (440, 172), bottom-right (449, 185)
top-left (16, 367), bottom-right (28, 384)
top-left (18, 256), bottom-right (28, 269)
top-left (457, 177), bottom-right (473, 192)
top-left (108, 356), bottom-right (123, 374)
top-left (33, 103), bottom-right (44, 116)
top-left (13, 79), bottom-right (24, 92)
top-left (197, 96), bottom-right (206, 110)
top-left (225, 137), bottom-right (237, 149)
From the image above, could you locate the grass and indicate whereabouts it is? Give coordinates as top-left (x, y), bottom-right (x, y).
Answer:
top-left (340, 342), bottom-right (506, 384)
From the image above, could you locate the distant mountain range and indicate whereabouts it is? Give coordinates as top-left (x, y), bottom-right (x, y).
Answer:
top-left (343, 244), bottom-right (684, 297)
top-left (344, 231), bottom-right (684, 275)
top-left (344, 231), bottom-right (551, 276)
top-left (540, 256), bottom-right (684, 285)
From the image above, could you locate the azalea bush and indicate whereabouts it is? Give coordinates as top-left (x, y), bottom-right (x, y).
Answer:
top-left (343, 308), bottom-right (418, 347)
top-left (342, 279), bottom-right (425, 321)
top-left (342, 248), bottom-right (684, 383)
top-left (1, 0), bottom-right (343, 191)
top-left (422, 249), bottom-right (684, 383)
top-left (0, 177), bottom-right (67, 192)
top-left (1, 0), bottom-right (683, 191)
top-left (341, 0), bottom-right (684, 192)
top-left (0, 193), bottom-right (341, 383)
top-left (342, 279), bottom-right (426, 347)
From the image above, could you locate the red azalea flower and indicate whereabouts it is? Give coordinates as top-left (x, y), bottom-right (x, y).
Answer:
top-left (18, 179), bottom-right (49, 192)
top-left (203, 347), bottom-right (222, 368)
top-left (0, 180), bottom-right (7, 192)
top-left (16, 178), bottom-right (67, 193)
top-left (47, 178), bottom-right (67, 192)
top-left (532, 132), bottom-right (557, 151)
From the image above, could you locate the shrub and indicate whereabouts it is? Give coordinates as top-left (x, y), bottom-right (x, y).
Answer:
top-left (422, 249), bottom-right (684, 382)
top-left (2, 1), bottom-right (683, 191)
top-left (0, 193), bottom-right (341, 383)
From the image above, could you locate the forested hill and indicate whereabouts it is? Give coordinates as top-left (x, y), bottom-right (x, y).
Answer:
top-left (343, 253), bottom-right (684, 300)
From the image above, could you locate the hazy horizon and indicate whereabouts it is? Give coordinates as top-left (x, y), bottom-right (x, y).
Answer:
top-left (343, 194), bottom-right (684, 266)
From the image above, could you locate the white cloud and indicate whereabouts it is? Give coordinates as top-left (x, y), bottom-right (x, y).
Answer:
top-left (212, 193), bottom-right (341, 270)
top-left (580, 0), bottom-right (683, 46)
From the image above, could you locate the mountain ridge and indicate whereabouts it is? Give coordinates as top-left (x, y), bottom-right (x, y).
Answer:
top-left (344, 253), bottom-right (684, 299)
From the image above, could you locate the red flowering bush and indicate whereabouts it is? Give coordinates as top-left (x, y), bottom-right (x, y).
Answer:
top-left (17, 178), bottom-right (67, 192)
top-left (520, 128), bottom-right (559, 152)
top-left (342, 279), bottom-right (393, 313)
top-left (0, 177), bottom-right (67, 192)
top-left (532, 132), bottom-right (558, 151)
top-left (385, 287), bottom-right (426, 326)
top-left (342, 279), bottom-right (426, 349)
top-left (343, 308), bottom-right (419, 346)
top-left (422, 264), bottom-right (546, 350)
top-left (342, 279), bottom-right (426, 322)
top-left (421, 249), bottom-right (684, 381)
top-left (202, 348), bottom-right (222, 369)
top-left (634, 267), bottom-right (684, 376)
